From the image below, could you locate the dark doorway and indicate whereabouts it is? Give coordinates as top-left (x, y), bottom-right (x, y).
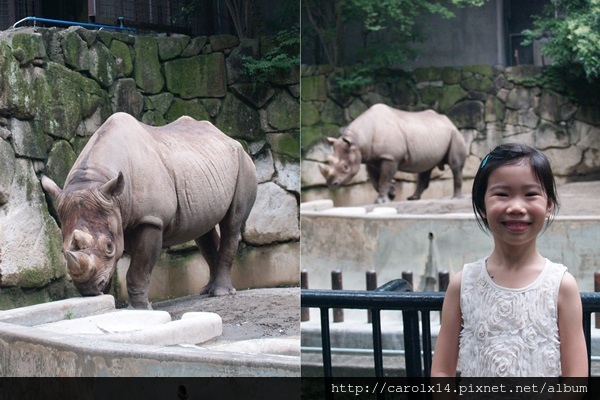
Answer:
top-left (505, 0), bottom-right (546, 66)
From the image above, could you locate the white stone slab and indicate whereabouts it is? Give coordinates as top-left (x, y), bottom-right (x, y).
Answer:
top-left (36, 310), bottom-right (172, 335)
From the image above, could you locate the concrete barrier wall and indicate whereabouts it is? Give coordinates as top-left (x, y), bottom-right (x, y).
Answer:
top-left (301, 203), bottom-right (600, 293)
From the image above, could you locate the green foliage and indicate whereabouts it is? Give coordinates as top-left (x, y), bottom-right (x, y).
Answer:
top-left (523, 0), bottom-right (600, 81)
top-left (241, 25), bottom-right (300, 82)
top-left (304, 0), bottom-right (490, 92)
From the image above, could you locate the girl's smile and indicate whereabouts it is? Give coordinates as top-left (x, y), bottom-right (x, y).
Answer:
top-left (483, 162), bottom-right (552, 246)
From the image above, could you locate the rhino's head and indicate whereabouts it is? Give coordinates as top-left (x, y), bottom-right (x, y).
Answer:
top-left (319, 135), bottom-right (362, 189)
top-left (42, 173), bottom-right (125, 296)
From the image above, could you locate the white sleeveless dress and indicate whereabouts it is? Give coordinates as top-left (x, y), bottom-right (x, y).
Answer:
top-left (458, 258), bottom-right (566, 377)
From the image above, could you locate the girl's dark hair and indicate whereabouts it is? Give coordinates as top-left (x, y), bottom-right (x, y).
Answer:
top-left (472, 142), bottom-right (559, 232)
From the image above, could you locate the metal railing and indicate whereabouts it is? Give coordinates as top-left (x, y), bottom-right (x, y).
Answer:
top-left (301, 283), bottom-right (600, 378)
top-left (13, 16), bottom-right (137, 34)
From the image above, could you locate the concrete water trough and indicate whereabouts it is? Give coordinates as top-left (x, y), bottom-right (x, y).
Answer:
top-left (0, 295), bottom-right (299, 376)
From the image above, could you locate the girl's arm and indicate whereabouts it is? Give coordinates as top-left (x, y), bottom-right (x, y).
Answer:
top-left (557, 272), bottom-right (588, 377)
top-left (431, 271), bottom-right (462, 377)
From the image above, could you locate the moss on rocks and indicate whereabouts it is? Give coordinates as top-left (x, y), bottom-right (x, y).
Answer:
top-left (109, 39), bottom-right (133, 77)
top-left (266, 91), bottom-right (299, 131)
top-left (46, 140), bottom-right (77, 187)
top-left (134, 36), bottom-right (164, 94)
top-left (215, 94), bottom-right (262, 140)
top-left (165, 98), bottom-right (210, 123)
top-left (61, 29), bottom-right (90, 71)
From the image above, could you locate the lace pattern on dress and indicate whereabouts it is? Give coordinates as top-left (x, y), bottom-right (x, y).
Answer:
top-left (457, 258), bottom-right (566, 377)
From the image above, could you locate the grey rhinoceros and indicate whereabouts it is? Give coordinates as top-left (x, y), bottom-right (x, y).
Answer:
top-left (319, 104), bottom-right (467, 203)
top-left (42, 112), bottom-right (257, 309)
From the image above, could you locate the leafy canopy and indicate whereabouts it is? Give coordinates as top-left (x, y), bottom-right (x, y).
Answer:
top-left (523, 0), bottom-right (600, 81)
top-left (303, 0), bottom-right (488, 68)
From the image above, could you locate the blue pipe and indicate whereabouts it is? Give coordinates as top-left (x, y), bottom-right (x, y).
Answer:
top-left (13, 16), bottom-right (137, 34)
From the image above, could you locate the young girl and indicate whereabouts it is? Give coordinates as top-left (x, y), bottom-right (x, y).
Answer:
top-left (431, 142), bottom-right (588, 377)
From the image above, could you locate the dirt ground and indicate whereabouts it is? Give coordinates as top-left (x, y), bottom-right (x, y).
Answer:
top-left (364, 180), bottom-right (600, 216)
top-left (153, 287), bottom-right (300, 342)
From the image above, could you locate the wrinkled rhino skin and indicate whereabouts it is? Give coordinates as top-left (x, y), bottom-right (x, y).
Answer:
top-left (42, 112), bottom-right (257, 309)
top-left (320, 104), bottom-right (467, 203)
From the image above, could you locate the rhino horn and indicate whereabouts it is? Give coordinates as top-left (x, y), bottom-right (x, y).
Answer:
top-left (66, 251), bottom-right (95, 283)
top-left (71, 229), bottom-right (93, 250)
top-left (327, 155), bottom-right (339, 165)
top-left (318, 163), bottom-right (331, 179)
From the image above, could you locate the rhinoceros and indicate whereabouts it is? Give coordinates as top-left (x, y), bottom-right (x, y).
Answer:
top-left (41, 112), bottom-right (257, 309)
top-left (319, 104), bottom-right (467, 203)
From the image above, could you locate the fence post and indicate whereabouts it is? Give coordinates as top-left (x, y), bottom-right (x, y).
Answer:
top-left (595, 272), bottom-right (600, 329)
top-left (332, 269), bottom-right (344, 322)
top-left (402, 270), bottom-right (414, 290)
top-left (366, 270), bottom-right (377, 323)
top-left (439, 270), bottom-right (449, 292)
top-left (301, 269), bottom-right (309, 322)
top-left (438, 270), bottom-right (449, 323)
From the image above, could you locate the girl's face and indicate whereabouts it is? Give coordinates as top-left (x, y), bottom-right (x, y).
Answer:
top-left (482, 162), bottom-right (553, 247)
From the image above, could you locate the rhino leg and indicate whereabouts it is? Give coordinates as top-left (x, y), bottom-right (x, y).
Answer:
top-left (201, 159), bottom-right (257, 297)
top-left (448, 138), bottom-right (466, 199)
top-left (408, 169), bottom-right (433, 200)
top-left (196, 227), bottom-right (223, 295)
top-left (126, 224), bottom-right (163, 309)
top-left (374, 159), bottom-right (398, 204)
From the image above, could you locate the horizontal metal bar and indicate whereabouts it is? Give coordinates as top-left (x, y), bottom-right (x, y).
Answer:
top-left (13, 16), bottom-right (137, 34)
top-left (301, 289), bottom-right (445, 311)
top-left (302, 290), bottom-right (600, 312)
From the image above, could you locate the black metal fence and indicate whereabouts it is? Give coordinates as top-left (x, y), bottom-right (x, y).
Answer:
top-left (301, 282), bottom-right (600, 378)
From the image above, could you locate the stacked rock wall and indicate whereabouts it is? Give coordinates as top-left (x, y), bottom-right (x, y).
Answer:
top-left (301, 64), bottom-right (600, 204)
top-left (0, 26), bottom-right (300, 308)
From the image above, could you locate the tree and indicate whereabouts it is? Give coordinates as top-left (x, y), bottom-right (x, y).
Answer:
top-left (523, 0), bottom-right (600, 81)
top-left (302, 0), bottom-right (488, 69)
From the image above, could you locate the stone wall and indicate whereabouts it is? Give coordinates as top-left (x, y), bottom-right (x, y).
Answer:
top-left (0, 26), bottom-right (300, 309)
top-left (301, 64), bottom-right (600, 205)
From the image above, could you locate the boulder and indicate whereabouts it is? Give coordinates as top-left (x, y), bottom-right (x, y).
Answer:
top-left (243, 182), bottom-right (299, 245)
top-left (164, 53), bottom-right (226, 98)
top-left (61, 28), bottom-right (90, 71)
top-left (254, 149), bottom-right (275, 183)
top-left (266, 132), bottom-right (300, 160)
top-left (134, 36), bottom-right (164, 94)
top-left (216, 94), bottom-right (261, 140)
top-left (266, 90), bottom-right (299, 131)
top-left (230, 83), bottom-right (275, 108)
top-left (89, 42), bottom-right (117, 88)
top-left (45, 140), bottom-right (77, 188)
top-left (110, 78), bottom-right (143, 118)
top-left (301, 75), bottom-right (328, 102)
top-left (181, 36), bottom-right (208, 57)
top-left (0, 139), bottom-right (15, 204)
top-left (274, 156), bottom-right (300, 194)
top-left (8, 118), bottom-right (52, 160)
top-left (301, 101), bottom-right (320, 127)
top-left (109, 40), bottom-right (133, 77)
top-left (447, 100), bottom-right (485, 130)
top-left (0, 159), bottom-right (65, 288)
top-left (157, 35), bottom-right (190, 61)
top-left (209, 35), bottom-right (240, 52)
top-left (165, 98), bottom-right (210, 123)
top-left (7, 32), bottom-right (47, 66)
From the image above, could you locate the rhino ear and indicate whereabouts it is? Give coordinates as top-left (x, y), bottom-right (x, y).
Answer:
top-left (41, 175), bottom-right (62, 203)
top-left (342, 136), bottom-right (354, 146)
top-left (325, 137), bottom-right (336, 145)
top-left (100, 172), bottom-right (124, 200)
